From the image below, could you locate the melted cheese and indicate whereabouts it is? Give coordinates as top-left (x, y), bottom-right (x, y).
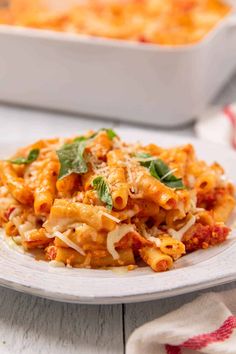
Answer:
top-left (49, 260), bottom-right (66, 268)
top-left (9, 207), bottom-right (22, 221)
top-left (52, 231), bottom-right (85, 256)
top-left (107, 224), bottom-right (134, 259)
top-left (18, 222), bottom-right (35, 239)
top-left (147, 236), bottom-right (161, 247)
top-left (168, 215), bottom-right (196, 241)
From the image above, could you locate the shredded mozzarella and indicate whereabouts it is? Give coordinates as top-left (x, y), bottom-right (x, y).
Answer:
top-left (24, 229), bottom-right (38, 241)
top-left (195, 207), bottom-right (205, 212)
top-left (100, 211), bottom-right (121, 223)
top-left (161, 168), bottom-right (178, 181)
top-left (52, 231), bottom-right (85, 256)
top-left (149, 225), bottom-right (162, 237)
top-left (0, 186), bottom-right (9, 196)
top-left (0, 197), bottom-right (16, 209)
top-left (168, 215), bottom-right (196, 241)
top-left (18, 221), bottom-right (35, 238)
top-left (9, 207), bottom-right (22, 221)
top-left (147, 236), bottom-right (162, 247)
top-left (188, 174), bottom-right (196, 188)
top-left (135, 156), bottom-right (157, 162)
top-left (138, 224), bottom-right (162, 246)
top-left (107, 224), bottom-right (134, 259)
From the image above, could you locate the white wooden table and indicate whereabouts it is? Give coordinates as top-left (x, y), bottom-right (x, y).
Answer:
top-left (0, 72), bottom-right (236, 354)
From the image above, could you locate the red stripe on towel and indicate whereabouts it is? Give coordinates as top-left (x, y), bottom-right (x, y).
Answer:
top-left (165, 344), bottom-right (181, 354)
top-left (223, 105), bottom-right (236, 149)
top-left (165, 315), bottom-right (236, 353)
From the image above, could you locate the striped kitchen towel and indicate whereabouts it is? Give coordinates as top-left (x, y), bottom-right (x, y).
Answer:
top-left (127, 289), bottom-right (236, 354)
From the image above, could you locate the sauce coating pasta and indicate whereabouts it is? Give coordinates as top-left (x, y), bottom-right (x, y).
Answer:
top-left (0, 129), bottom-right (234, 272)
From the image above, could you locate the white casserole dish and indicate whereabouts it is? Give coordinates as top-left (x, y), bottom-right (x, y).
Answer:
top-left (0, 5), bottom-right (236, 127)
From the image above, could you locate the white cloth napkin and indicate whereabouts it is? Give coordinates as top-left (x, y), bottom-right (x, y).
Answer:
top-left (195, 103), bottom-right (236, 148)
top-left (127, 290), bottom-right (236, 354)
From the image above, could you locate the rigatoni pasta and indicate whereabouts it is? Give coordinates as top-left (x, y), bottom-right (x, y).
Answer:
top-left (0, 129), bottom-right (234, 272)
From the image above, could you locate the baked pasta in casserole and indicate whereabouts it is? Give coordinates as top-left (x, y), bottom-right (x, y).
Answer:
top-left (0, 129), bottom-right (234, 272)
top-left (0, 0), bottom-right (231, 45)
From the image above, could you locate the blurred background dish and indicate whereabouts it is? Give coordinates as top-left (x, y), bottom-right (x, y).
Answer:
top-left (0, 0), bottom-right (235, 126)
top-left (0, 0), bottom-right (232, 45)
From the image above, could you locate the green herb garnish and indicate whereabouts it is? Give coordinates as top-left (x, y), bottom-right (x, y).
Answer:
top-left (56, 140), bottom-right (88, 180)
top-left (73, 136), bottom-right (87, 143)
top-left (136, 154), bottom-right (184, 190)
top-left (103, 128), bottom-right (117, 140)
top-left (59, 128), bottom-right (117, 179)
top-left (92, 176), bottom-right (113, 210)
top-left (74, 128), bottom-right (117, 143)
top-left (9, 149), bottom-right (40, 165)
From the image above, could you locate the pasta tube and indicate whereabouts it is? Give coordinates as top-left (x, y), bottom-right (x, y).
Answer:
top-left (107, 150), bottom-right (129, 210)
top-left (34, 160), bottom-right (58, 215)
top-left (48, 247), bottom-right (135, 267)
top-left (159, 235), bottom-right (185, 259)
top-left (0, 161), bottom-right (33, 204)
top-left (140, 246), bottom-right (173, 272)
top-left (136, 172), bottom-right (178, 210)
top-left (44, 199), bottom-right (117, 232)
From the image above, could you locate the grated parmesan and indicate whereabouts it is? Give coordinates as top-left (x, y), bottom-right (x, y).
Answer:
top-left (107, 224), bottom-right (134, 259)
top-left (168, 215), bottom-right (196, 241)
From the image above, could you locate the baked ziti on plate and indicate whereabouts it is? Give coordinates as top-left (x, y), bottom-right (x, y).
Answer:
top-left (0, 128), bottom-right (235, 303)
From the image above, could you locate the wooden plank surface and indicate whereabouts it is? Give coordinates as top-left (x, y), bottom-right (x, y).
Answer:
top-left (0, 287), bottom-right (123, 354)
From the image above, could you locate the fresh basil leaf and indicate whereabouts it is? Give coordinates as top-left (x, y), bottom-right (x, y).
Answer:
top-left (139, 158), bottom-right (169, 177)
top-left (164, 180), bottom-right (185, 189)
top-left (74, 128), bottom-right (117, 143)
top-left (135, 153), bottom-right (152, 168)
top-left (135, 153), bottom-right (152, 159)
top-left (137, 154), bottom-right (185, 190)
top-left (149, 160), bottom-right (161, 180)
top-left (57, 141), bottom-right (88, 180)
top-left (90, 128), bottom-right (117, 140)
top-left (73, 136), bottom-right (87, 142)
top-left (92, 176), bottom-right (113, 210)
top-left (104, 128), bottom-right (117, 140)
top-left (9, 149), bottom-right (40, 165)
top-left (152, 159), bottom-right (169, 178)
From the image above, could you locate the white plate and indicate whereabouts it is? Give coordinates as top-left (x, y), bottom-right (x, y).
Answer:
top-left (0, 128), bottom-right (236, 304)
